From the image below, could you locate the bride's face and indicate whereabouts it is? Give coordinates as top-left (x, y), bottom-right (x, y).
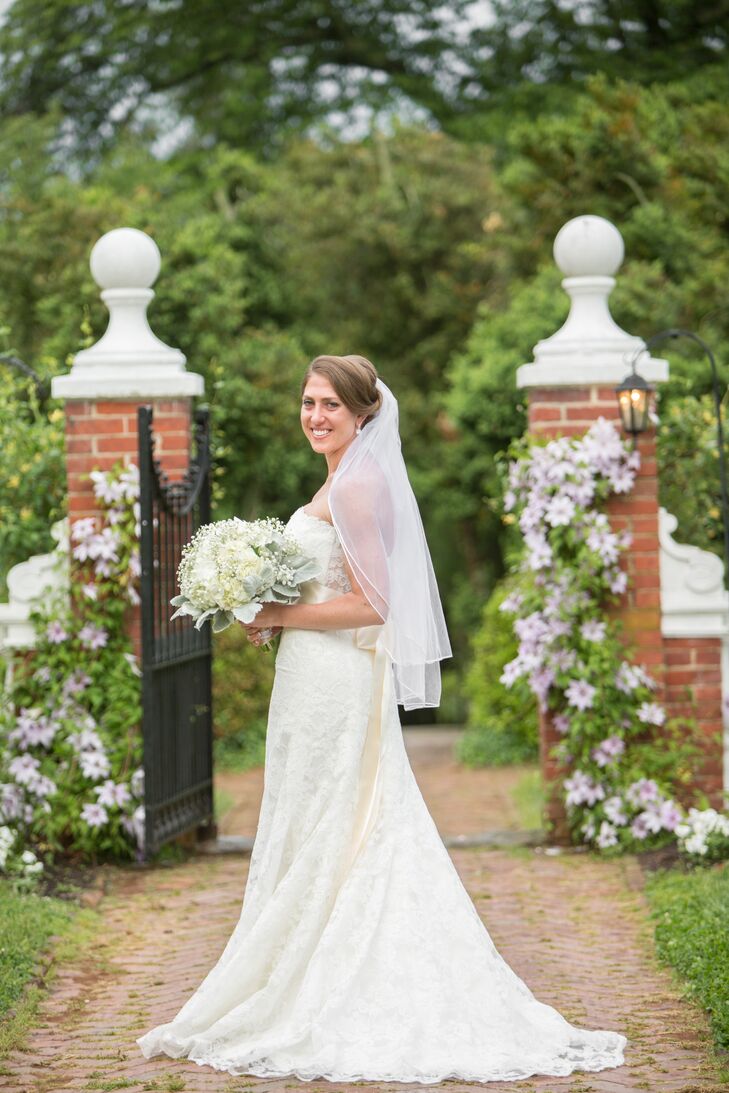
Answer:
top-left (301, 374), bottom-right (360, 457)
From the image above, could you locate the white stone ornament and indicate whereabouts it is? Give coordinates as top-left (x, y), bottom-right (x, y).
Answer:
top-left (52, 227), bottom-right (204, 399)
top-left (90, 226), bottom-right (161, 289)
top-left (517, 214), bottom-right (669, 388)
top-left (0, 524), bottom-right (69, 657)
top-left (659, 508), bottom-right (729, 639)
top-left (0, 551), bottom-right (60, 652)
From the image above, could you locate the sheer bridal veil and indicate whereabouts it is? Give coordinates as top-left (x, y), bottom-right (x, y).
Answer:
top-left (329, 377), bottom-right (452, 709)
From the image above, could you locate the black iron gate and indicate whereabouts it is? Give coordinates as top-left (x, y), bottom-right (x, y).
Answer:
top-left (138, 405), bottom-right (214, 858)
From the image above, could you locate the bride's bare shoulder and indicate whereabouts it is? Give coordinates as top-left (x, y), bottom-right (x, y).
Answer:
top-left (333, 458), bottom-right (387, 506)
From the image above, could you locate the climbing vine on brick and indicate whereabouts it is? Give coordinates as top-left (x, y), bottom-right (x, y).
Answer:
top-left (499, 418), bottom-right (705, 853)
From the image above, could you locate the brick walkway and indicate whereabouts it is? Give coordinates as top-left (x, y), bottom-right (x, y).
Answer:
top-left (0, 731), bottom-right (723, 1093)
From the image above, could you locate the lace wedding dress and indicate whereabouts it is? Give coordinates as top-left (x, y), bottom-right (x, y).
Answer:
top-left (136, 507), bottom-right (627, 1084)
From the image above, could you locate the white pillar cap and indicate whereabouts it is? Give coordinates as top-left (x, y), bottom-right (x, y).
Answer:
top-left (517, 215), bottom-right (668, 388)
top-left (52, 227), bottom-right (204, 400)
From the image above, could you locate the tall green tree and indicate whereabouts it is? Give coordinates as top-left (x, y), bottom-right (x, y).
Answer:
top-left (0, 0), bottom-right (476, 161)
top-left (450, 1), bottom-right (729, 138)
top-left (4, 0), bottom-right (726, 163)
top-left (473, 1), bottom-right (729, 87)
top-left (0, 118), bottom-right (501, 590)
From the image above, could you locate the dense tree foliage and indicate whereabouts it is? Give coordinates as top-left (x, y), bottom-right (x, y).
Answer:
top-left (2, 1), bottom-right (727, 162)
top-left (0, 118), bottom-right (504, 654)
top-left (0, 0), bottom-right (476, 160)
top-left (466, 1), bottom-right (729, 100)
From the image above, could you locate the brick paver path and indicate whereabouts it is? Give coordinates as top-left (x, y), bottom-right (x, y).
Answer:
top-left (1, 731), bottom-right (723, 1093)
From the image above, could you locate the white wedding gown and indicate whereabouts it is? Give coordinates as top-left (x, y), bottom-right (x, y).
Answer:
top-left (136, 507), bottom-right (627, 1084)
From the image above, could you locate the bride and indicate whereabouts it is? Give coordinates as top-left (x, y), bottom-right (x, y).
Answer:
top-left (136, 354), bottom-right (627, 1084)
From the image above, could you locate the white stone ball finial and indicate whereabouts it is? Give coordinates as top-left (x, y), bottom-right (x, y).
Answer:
top-left (553, 214), bottom-right (624, 278)
top-left (515, 212), bottom-right (669, 389)
top-left (51, 225), bottom-right (204, 399)
top-left (89, 227), bottom-right (161, 290)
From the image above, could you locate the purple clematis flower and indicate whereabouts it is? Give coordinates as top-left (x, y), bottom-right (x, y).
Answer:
top-left (46, 620), bottom-right (68, 644)
top-left (637, 702), bottom-right (665, 726)
top-left (78, 624), bottom-right (108, 651)
top-left (565, 679), bottom-right (597, 710)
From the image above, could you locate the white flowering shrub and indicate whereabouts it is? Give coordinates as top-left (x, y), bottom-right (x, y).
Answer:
top-left (172, 516), bottom-right (320, 631)
top-left (676, 808), bottom-right (729, 863)
top-left (499, 418), bottom-right (718, 853)
top-left (0, 824), bottom-right (44, 890)
top-left (0, 462), bottom-right (145, 871)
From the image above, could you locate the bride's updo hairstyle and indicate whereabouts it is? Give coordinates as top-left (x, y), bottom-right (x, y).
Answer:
top-left (301, 354), bottom-right (383, 428)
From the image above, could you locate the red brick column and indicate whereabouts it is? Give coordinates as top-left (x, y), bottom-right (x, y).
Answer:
top-left (527, 383), bottom-right (725, 833)
top-left (536, 712), bottom-right (571, 842)
top-left (527, 385), bottom-right (667, 838)
top-left (65, 398), bottom-right (192, 659)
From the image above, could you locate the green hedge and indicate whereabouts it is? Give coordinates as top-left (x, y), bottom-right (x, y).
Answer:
top-left (645, 864), bottom-right (729, 1052)
top-left (0, 375), bottom-right (65, 595)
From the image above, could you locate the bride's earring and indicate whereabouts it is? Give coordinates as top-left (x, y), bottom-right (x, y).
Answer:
top-left (355, 422), bottom-right (362, 435)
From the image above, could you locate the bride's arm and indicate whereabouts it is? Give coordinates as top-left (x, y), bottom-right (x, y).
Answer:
top-left (271, 594), bottom-right (382, 631)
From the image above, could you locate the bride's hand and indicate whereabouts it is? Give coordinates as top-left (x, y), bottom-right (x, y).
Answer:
top-left (244, 625), bottom-right (282, 647)
top-left (242, 605), bottom-right (283, 646)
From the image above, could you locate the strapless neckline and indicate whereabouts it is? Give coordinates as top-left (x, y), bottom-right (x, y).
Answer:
top-left (295, 506), bottom-right (336, 532)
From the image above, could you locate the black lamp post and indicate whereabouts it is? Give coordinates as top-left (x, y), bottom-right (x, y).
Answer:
top-left (615, 328), bottom-right (729, 592)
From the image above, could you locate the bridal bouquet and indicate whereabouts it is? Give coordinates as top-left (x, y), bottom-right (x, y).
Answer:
top-left (170, 517), bottom-right (320, 633)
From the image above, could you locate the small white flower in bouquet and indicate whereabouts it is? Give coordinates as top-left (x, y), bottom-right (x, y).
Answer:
top-left (170, 517), bottom-right (321, 634)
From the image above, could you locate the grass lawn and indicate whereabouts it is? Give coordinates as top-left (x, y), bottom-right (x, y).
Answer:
top-left (511, 767), bottom-right (544, 831)
top-left (0, 878), bottom-right (101, 1058)
top-left (644, 862), bottom-right (729, 1054)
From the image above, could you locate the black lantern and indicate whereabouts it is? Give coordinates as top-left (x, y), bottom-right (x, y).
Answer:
top-left (614, 367), bottom-right (653, 442)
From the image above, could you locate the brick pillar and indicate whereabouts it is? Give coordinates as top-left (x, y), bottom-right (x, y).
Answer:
top-left (516, 215), bottom-right (671, 842)
top-left (527, 383), bottom-right (665, 838)
top-left (527, 383), bottom-right (664, 688)
top-left (517, 215), bottom-right (729, 834)
top-left (52, 228), bottom-right (204, 662)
